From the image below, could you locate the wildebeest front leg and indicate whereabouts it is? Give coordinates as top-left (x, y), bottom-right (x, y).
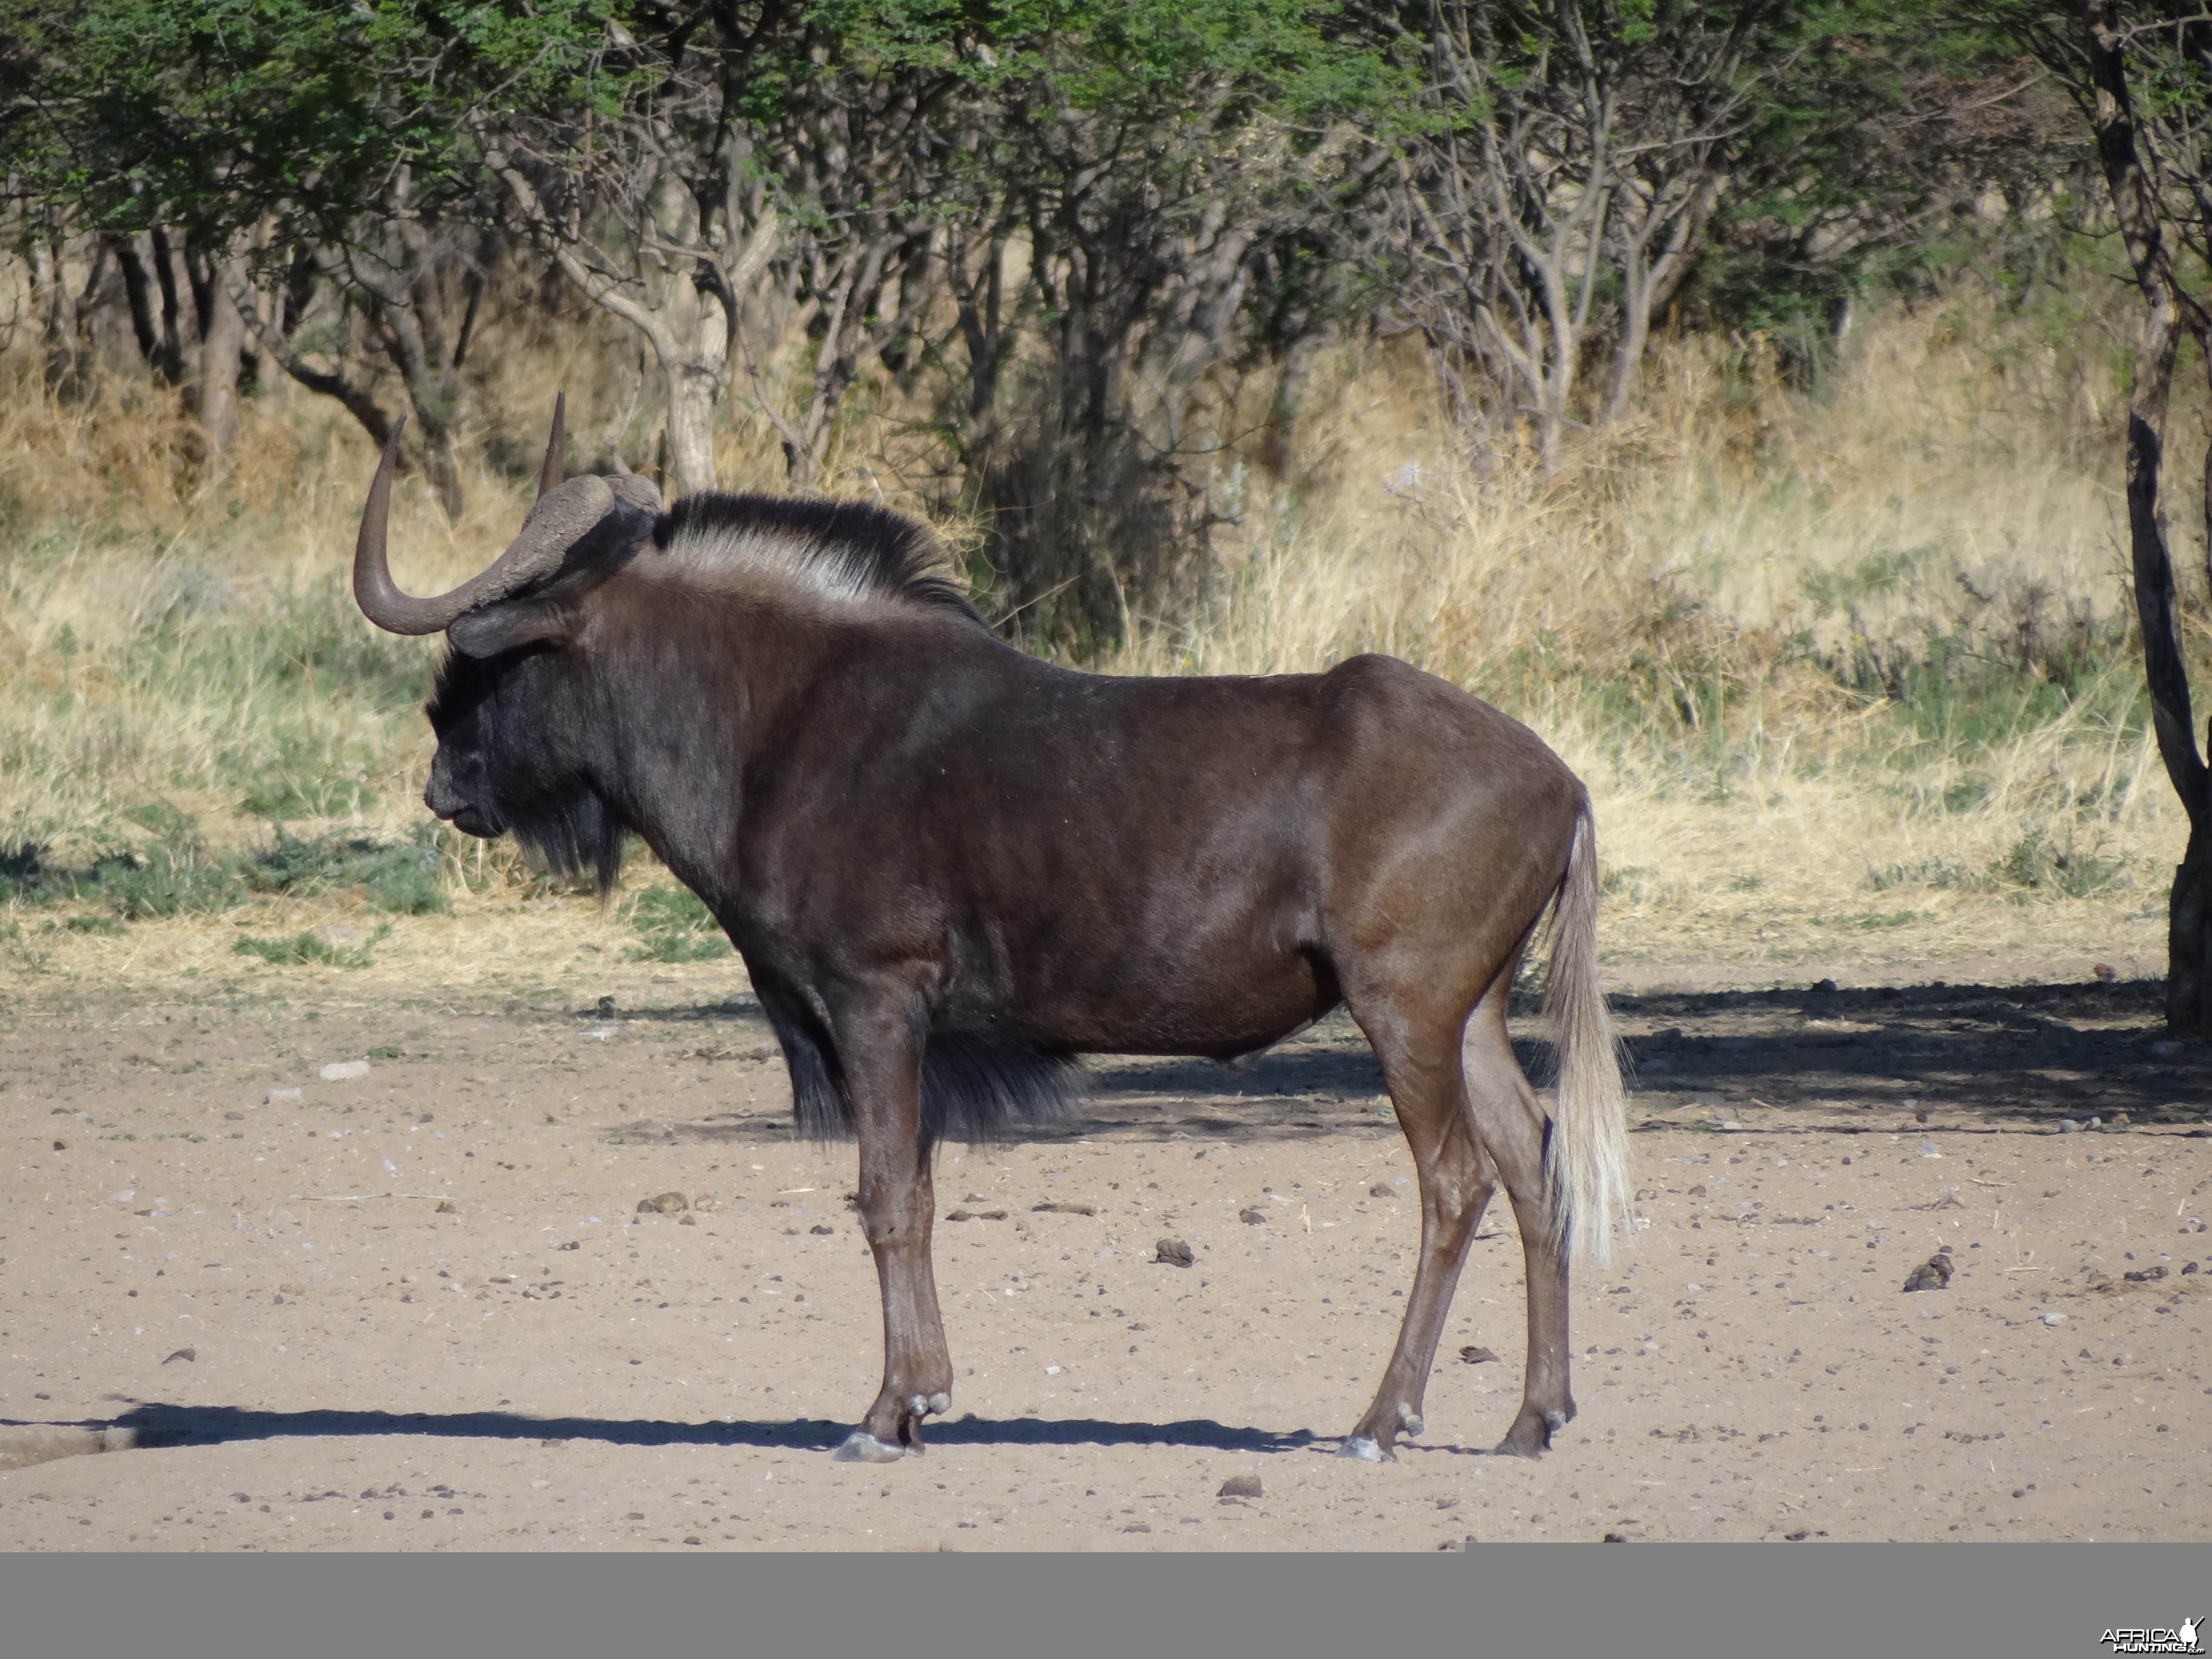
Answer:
top-left (1341, 1014), bottom-right (1497, 1463)
top-left (831, 1013), bottom-right (953, 1465)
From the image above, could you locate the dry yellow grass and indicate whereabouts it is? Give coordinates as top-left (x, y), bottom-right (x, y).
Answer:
top-left (0, 264), bottom-right (2192, 999)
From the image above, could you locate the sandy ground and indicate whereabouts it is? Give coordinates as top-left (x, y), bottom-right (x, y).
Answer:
top-left (1, 970), bottom-right (2208, 1550)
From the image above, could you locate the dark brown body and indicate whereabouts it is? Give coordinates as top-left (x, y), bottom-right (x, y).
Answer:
top-left (360, 426), bottom-right (1629, 1466)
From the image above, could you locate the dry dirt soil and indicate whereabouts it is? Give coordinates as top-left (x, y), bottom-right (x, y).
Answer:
top-left (2, 971), bottom-right (2209, 1551)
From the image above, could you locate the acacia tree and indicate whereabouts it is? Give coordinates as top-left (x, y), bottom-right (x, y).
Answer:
top-left (909, 1), bottom-right (1399, 645)
top-left (480, 24), bottom-right (780, 497)
top-left (0, 0), bottom-right (604, 511)
top-left (1363, 0), bottom-right (2053, 460)
top-left (1983, 0), bottom-right (2212, 1031)
top-left (1363, 0), bottom-right (1785, 464)
top-left (480, 4), bottom-right (980, 495)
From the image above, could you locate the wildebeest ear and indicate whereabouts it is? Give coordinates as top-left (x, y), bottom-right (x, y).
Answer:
top-left (446, 598), bottom-right (578, 659)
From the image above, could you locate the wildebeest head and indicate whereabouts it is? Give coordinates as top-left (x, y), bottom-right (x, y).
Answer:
top-left (352, 398), bottom-right (660, 886)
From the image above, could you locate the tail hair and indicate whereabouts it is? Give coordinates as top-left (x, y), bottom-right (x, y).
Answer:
top-left (1541, 807), bottom-right (1634, 1265)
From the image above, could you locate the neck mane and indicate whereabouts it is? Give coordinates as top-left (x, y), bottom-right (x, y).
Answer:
top-left (649, 493), bottom-right (984, 623)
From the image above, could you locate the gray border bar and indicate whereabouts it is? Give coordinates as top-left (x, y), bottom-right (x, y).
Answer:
top-left (3, 1544), bottom-right (2207, 1658)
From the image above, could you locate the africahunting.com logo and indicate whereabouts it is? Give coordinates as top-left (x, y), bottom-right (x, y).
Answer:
top-left (2100, 1620), bottom-right (2202, 1656)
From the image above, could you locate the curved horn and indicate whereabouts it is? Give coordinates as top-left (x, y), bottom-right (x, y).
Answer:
top-left (353, 412), bottom-right (622, 636)
top-left (538, 391), bottom-right (565, 499)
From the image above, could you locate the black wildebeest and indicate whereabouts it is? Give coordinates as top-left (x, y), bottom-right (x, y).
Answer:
top-left (351, 401), bottom-right (1630, 1464)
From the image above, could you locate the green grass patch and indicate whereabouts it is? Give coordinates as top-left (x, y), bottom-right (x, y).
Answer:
top-left (4, 813), bottom-right (452, 918)
top-left (1991, 825), bottom-right (2129, 899)
top-left (47, 913), bottom-right (126, 935)
top-left (242, 825), bottom-right (449, 914)
top-left (1868, 857), bottom-right (1985, 893)
top-left (1840, 909), bottom-right (1929, 930)
top-left (85, 804), bottom-right (243, 919)
top-left (232, 924), bottom-right (389, 970)
top-left (236, 771), bottom-right (369, 820)
top-left (626, 885), bottom-right (729, 962)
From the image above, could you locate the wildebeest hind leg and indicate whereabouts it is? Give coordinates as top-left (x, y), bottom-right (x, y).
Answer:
top-left (831, 1012), bottom-right (954, 1464)
top-left (1339, 1003), bottom-right (1496, 1463)
top-left (1461, 987), bottom-right (1575, 1458)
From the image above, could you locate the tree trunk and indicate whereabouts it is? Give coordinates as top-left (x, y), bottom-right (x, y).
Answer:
top-left (112, 235), bottom-right (163, 371)
top-left (653, 244), bottom-right (728, 498)
top-left (365, 286), bottom-right (465, 521)
top-left (2077, 0), bottom-right (2212, 1033)
top-left (147, 226), bottom-right (193, 386)
top-left (192, 252), bottom-right (247, 461)
top-left (2171, 821), bottom-right (2212, 1031)
top-left (490, 154), bottom-right (779, 502)
top-left (664, 355), bottom-right (722, 498)
top-left (32, 239), bottom-right (89, 400)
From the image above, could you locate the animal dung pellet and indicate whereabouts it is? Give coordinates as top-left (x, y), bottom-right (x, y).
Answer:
top-left (1901, 1253), bottom-right (1954, 1293)
top-left (1156, 1238), bottom-right (1195, 1267)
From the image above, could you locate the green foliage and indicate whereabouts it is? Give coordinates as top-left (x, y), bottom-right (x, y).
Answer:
top-left (52, 913), bottom-right (126, 935)
top-left (1, 0), bottom-right (622, 241)
top-left (1842, 909), bottom-right (1929, 930)
top-left (232, 924), bottom-right (388, 970)
top-left (76, 804), bottom-right (241, 919)
top-left (241, 825), bottom-right (450, 916)
top-left (1, 806), bottom-right (450, 919)
top-left (625, 885), bottom-right (729, 962)
top-left (1872, 827), bottom-right (2131, 900)
top-left (1992, 825), bottom-right (2128, 899)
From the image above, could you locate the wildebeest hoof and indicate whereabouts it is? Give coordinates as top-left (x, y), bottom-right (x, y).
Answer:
top-left (833, 1431), bottom-right (904, 1464)
top-left (927, 1392), bottom-right (950, 1415)
top-left (1338, 1435), bottom-right (1389, 1463)
top-left (1398, 1404), bottom-right (1424, 1436)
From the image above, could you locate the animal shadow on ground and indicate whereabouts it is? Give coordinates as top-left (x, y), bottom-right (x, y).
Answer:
top-left (65, 1403), bottom-right (1325, 1456)
top-left (616, 977), bottom-right (2212, 1144)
